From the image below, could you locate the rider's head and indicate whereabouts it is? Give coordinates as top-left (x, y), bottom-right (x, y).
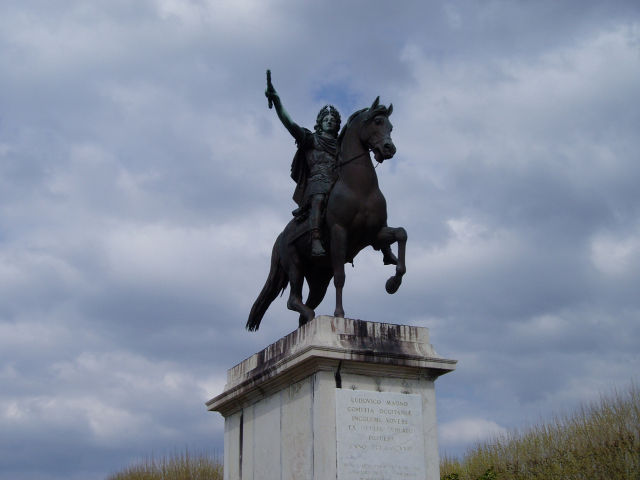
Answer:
top-left (315, 105), bottom-right (341, 137)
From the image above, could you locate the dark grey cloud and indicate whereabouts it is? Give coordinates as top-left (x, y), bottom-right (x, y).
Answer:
top-left (1, 0), bottom-right (639, 477)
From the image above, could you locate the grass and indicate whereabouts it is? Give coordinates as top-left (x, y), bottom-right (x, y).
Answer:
top-left (441, 383), bottom-right (640, 480)
top-left (107, 450), bottom-right (223, 480)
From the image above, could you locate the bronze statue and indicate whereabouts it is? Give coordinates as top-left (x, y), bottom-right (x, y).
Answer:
top-left (247, 71), bottom-right (407, 330)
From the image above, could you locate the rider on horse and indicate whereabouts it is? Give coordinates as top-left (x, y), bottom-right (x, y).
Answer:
top-left (265, 78), bottom-right (340, 257)
top-left (247, 88), bottom-right (405, 331)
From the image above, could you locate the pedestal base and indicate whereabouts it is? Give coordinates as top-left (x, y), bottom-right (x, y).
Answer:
top-left (206, 316), bottom-right (456, 480)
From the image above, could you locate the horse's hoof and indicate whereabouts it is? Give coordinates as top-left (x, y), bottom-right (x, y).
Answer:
top-left (385, 276), bottom-right (402, 294)
top-left (298, 307), bottom-right (316, 328)
top-left (334, 309), bottom-right (345, 318)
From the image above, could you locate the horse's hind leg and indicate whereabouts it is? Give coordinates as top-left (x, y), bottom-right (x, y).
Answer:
top-left (287, 264), bottom-right (315, 326)
top-left (375, 226), bottom-right (407, 294)
top-left (331, 224), bottom-right (348, 318)
top-left (299, 270), bottom-right (332, 327)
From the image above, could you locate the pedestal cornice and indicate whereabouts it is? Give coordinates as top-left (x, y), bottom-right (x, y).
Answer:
top-left (206, 316), bottom-right (456, 416)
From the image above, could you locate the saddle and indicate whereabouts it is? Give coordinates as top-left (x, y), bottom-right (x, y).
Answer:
top-left (289, 200), bottom-right (328, 248)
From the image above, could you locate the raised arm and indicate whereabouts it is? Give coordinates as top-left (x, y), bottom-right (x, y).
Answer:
top-left (265, 73), bottom-right (305, 143)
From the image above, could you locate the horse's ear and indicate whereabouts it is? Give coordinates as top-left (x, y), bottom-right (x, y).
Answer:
top-left (370, 96), bottom-right (380, 110)
top-left (387, 103), bottom-right (393, 116)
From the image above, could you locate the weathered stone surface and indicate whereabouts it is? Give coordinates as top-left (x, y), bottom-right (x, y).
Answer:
top-left (207, 316), bottom-right (456, 480)
top-left (207, 315), bottom-right (455, 417)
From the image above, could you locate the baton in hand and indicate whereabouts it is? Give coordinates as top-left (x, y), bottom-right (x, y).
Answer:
top-left (266, 69), bottom-right (273, 109)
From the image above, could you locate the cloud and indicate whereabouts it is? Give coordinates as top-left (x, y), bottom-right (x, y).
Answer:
top-left (1, 1), bottom-right (639, 478)
top-left (440, 418), bottom-right (508, 446)
top-left (590, 226), bottom-right (640, 277)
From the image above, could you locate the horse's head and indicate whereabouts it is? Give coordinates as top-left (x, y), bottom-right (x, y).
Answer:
top-left (337, 97), bottom-right (396, 166)
top-left (360, 96), bottom-right (396, 163)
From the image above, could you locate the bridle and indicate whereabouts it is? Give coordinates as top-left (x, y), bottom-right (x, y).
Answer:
top-left (335, 149), bottom-right (373, 170)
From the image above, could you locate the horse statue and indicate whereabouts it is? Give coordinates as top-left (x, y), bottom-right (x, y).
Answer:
top-left (246, 97), bottom-right (407, 330)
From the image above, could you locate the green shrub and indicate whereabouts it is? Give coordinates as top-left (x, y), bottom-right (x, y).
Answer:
top-left (441, 383), bottom-right (640, 480)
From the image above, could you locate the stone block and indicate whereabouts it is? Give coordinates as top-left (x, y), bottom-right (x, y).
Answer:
top-left (207, 316), bottom-right (456, 480)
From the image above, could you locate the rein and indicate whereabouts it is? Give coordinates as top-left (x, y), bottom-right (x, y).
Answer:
top-left (335, 149), bottom-right (373, 170)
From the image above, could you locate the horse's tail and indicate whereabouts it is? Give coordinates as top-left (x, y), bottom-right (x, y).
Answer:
top-left (246, 234), bottom-right (288, 331)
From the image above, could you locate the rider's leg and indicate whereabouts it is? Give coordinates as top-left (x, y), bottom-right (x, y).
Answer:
top-left (309, 194), bottom-right (326, 256)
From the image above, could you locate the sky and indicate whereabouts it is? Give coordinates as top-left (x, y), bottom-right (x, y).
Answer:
top-left (1, 1), bottom-right (639, 478)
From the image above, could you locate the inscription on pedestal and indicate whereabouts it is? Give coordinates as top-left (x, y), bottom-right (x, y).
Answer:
top-left (336, 389), bottom-right (426, 480)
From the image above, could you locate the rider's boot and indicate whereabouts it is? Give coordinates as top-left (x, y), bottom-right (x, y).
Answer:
top-left (311, 229), bottom-right (326, 257)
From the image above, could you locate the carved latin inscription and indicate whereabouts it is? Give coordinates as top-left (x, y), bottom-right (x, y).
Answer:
top-left (336, 389), bottom-right (426, 480)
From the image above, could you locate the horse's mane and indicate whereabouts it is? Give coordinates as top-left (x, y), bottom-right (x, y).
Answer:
top-left (337, 108), bottom-right (367, 149)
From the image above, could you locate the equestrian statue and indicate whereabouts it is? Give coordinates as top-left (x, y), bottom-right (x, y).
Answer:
top-left (246, 70), bottom-right (407, 331)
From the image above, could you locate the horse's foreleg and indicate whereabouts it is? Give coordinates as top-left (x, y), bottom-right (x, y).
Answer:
top-left (375, 226), bottom-right (407, 294)
top-left (331, 225), bottom-right (348, 318)
top-left (381, 244), bottom-right (398, 265)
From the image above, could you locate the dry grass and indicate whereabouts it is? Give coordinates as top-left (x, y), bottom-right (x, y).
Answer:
top-left (441, 383), bottom-right (640, 480)
top-left (107, 450), bottom-right (223, 480)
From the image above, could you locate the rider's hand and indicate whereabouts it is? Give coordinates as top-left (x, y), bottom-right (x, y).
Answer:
top-left (265, 86), bottom-right (279, 104)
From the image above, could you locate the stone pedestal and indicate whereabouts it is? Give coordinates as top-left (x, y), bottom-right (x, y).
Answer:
top-left (206, 316), bottom-right (456, 480)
